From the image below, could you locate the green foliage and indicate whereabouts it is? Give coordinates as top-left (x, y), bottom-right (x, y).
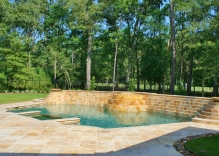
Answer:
top-left (0, 94), bottom-right (47, 105)
top-left (0, 73), bottom-right (7, 92)
top-left (89, 76), bottom-right (96, 91)
top-left (175, 81), bottom-right (187, 95)
top-left (0, 0), bottom-right (218, 96)
top-left (128, 79), bottom-right (136, 91)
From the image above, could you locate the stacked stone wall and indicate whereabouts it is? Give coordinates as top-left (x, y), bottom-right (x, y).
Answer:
top-left (148, 94), bottom-right (211, 116)
top-left (45, 90), bottom-right (112, 105)
top-left (45, 90), bottom-right (212, 117)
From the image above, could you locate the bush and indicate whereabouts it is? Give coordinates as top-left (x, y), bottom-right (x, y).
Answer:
top-left (89, 76), bottom-right (96, 91)
top-left (175, 81), bottom-right (187, 95)
top-left (128, 79), bottom-right (136, 91)
top-left (12, 90), bottom-right (20, 93)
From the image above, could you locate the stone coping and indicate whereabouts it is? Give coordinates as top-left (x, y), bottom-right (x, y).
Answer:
top-left (50, 88), bottom-right (61, 92)
top-left (212, 97), bottom-right (219, 102)
top-left (59, 90), bottom-right (211, 99)
top-left (6, 103), bottom-right (43, 110)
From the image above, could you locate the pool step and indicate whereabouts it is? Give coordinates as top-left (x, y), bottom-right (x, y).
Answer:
top-left (18, 111), bottom-right (41, 116)
top-left (201, 111), bottom-right (219, 117)
top-left (197, 114), bottom-right (219, 120)
top-left (192, 98), bottom-right (219, 126)
top-left (205, 108), bottom-right (219, 113)
top-left (192, 117), bottom-right (219, 126)
top-left (206, 105), bottom-right (219, 109)
top-left (148, 98), bottom-right (212, 118)
top-left (56, 118), bottom-right (80, 125)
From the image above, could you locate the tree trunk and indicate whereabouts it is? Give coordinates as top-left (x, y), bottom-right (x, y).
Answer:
top-left (180, 53), bottom-right (183, 82)
top-left (54, 54), bottom-right (57, 88)
top-left (214, 2), bottom-right (219, 96)
top-left (112, 42), bottom-right (118, 92)
top-left (126, 17), bottom-right (140, 85)
top-left (213, 75), bottom-right (218, 96)
top-left (126, 67), bottom-right (130, 86)
top-left (125, 47), bottom-right (129, 87)
top-left (71, 50), bottom-right (75, 66)
top-left (194, 85), bottom-right (196, 95)
top-left (162, 75), bottom-right (166, 94)
top-left (158, 83), bottom-right (161, 92)
top-left (28, 51), bottom-right (31, 68)
top-left (187, 55), bottom-right (193, 95)
top-left (137, 58), bottom-right (140, 91)
top-left (86, 29), bottom-right (92, 90)
top-left (170, 0), bottom-right (176, 95)
top-left (202, 79), bottom-right (205, 97)
top-left (153, 82), bottom-right (156, 92)
top-left (180, 12), bottom-right (185, 83)
top-left (132, 66), bottom-right (135, 79)
top-left (149, 81), bottom-right (152, 92)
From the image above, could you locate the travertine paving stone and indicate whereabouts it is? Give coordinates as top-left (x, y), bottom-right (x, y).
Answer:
top-left (0, 101), bottom-right (219, 156)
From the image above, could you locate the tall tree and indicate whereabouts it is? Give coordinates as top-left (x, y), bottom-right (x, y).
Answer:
top-left (68, 0), bottom-right (102, 89)
top-left (169, 0), bottom-right (176, 94)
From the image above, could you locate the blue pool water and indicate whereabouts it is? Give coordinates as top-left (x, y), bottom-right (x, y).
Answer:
top-left (8, 104), bottom-right (191, 128)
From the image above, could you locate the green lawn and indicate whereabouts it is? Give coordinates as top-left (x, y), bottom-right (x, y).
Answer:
top-left (0, 93), bottom-right (48, 104)
top-left (95, 82), bottom-right (213, 92)
top-left (185, 134), bottom-right (219, 156)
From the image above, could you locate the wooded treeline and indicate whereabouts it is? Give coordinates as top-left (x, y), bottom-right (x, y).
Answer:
top-left (0, 0), bottom-right (219, 96)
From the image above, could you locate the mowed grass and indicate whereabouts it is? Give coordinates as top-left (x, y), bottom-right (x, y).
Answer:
top-left (95, 82), bottom-right (213, 92)
top-left (185, 134), bottom-right (219, 156)
top-left (0, 93), bottom-right (48, 104)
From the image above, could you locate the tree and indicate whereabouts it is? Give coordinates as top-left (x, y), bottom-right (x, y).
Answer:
top-left (68, 0), bottom-right (102, 89)
top-left (169, 0), bottom-right (176, 94)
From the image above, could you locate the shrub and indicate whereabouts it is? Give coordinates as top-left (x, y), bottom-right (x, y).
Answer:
top-left (128, 79), bottom-right (136, 91)
top-left (175, 81), bottom-right (187, 95)
top-left (89, 76), bottom-right (96, 91)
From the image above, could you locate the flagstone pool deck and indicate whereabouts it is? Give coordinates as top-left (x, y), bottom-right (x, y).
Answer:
top-left (1, 101), bottom-right (219, 156)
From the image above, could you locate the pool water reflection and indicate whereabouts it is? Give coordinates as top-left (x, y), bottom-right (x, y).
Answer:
top-left (8, 104), bottom-right (191, 128)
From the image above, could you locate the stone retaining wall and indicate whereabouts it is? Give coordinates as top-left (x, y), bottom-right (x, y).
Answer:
top-left (45, 90), bottom-right (112, 105)
top-left (45, 90), bottom-right (212, 117)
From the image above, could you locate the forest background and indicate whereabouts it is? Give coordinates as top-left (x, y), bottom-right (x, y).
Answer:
top-left (0, 0), bottom-right (219, 97)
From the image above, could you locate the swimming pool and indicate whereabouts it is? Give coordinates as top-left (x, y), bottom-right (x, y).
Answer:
top-left (8, 104), bottom-right (191, 128)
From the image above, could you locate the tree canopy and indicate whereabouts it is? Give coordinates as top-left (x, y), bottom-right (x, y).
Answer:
top-left (0, 0), bottom-right (218, 96)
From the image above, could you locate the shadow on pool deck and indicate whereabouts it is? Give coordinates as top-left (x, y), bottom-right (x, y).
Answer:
top-left (0, 126), bottom-right (218, 156)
